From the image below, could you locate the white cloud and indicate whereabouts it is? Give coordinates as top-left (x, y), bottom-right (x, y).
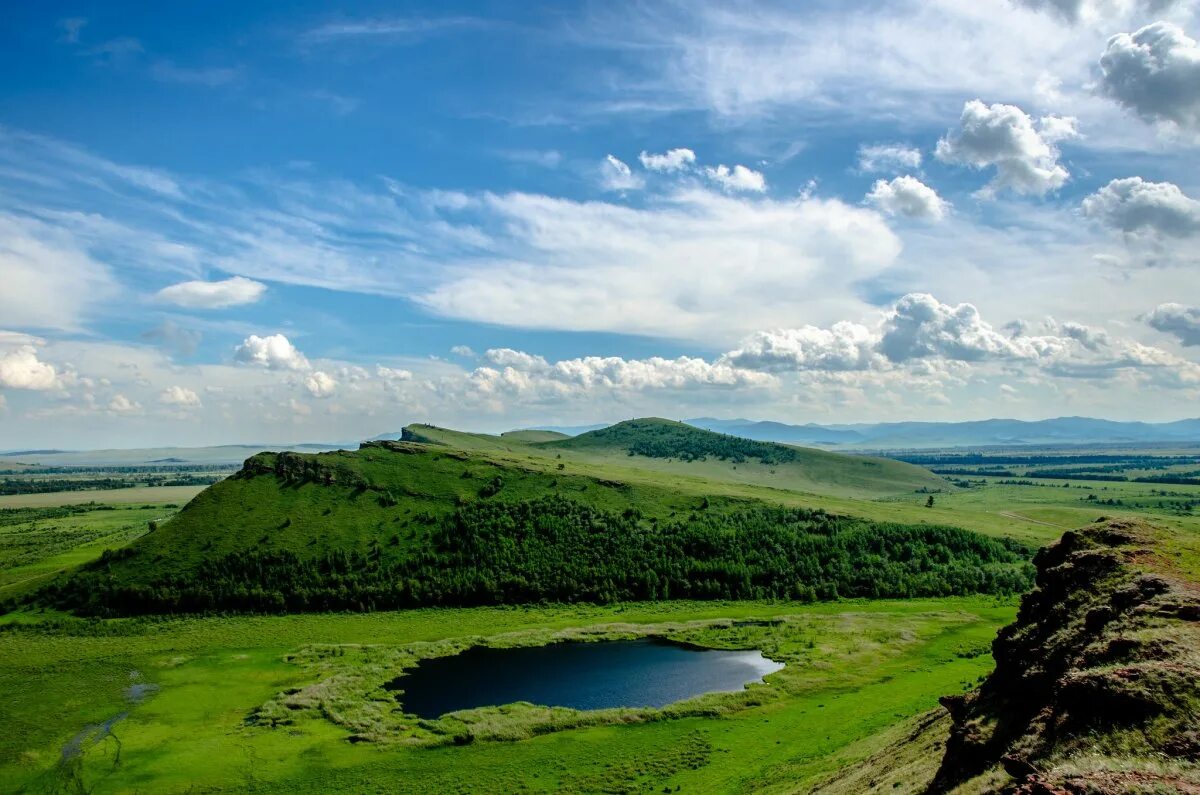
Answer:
top-left (0, 213), bottom-right (117, 331)
top-left (936, 101), bottom-right (1077, 196)
top-left (598, 155), bottom-right (643, 191)
top-left (857, 143), bottom-right (922, 173)
top-left (376, 365), bottom-right (414, 381)
top-left (304, 370), bottom-right (337, 398)
top-left (156, 276), bottom-right (267, 308)
top-left (450, 345), bottom-right (477, 357)
top-left (723, 322), bottom-right (880, 372)
top-left (716, 293), bottom-right (1200, 394)
top-left (581, 0), bottom-right (1157, 142)
top-left (1082, 177), bottom-right (1200, 237)
top-left (420, 190), bottom-right (900, 342)
top-left (1099, 22), bottom-right (1200, 132)
top-left (702, 164), bottom-right (766, 192)
top-left (1145, 303), bottom-right (1200, 345)
top-left (159, 385), bottom-right (201, 409)
top-left (470, 349), bottom-right (773, 399)
top-left (865, 176), bottom-right (949, 220)
top-left (638, 148), bottom-right (697, 172)
top-left (1017, 0), bottom-right (1182, 24)
top-left (0, 345), bottom-right (60, 390)
top-left (484, 348), bottom-right (550, 370)
top-left (879, 293), bottom-right (1061, 363)
top-left (107, 394), bottom-right (141, 413)
top-left (299, 16), bottom-right (487, 44)
top-left (234, 334), bottom-right (310, 371)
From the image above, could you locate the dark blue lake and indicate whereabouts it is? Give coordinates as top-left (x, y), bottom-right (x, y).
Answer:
top-left (386, 637), bottom-right (783, 718)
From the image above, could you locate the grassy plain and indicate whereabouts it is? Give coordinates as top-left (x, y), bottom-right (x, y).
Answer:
top-left (0, 505), bottom-right (171, 599)
top-left (0, 485), bottom-right (204, 509)
top-left (0, 596), bottom-right (1015, 793)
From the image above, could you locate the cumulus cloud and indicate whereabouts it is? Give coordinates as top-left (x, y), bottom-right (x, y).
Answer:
top-left (155, 276), bottom-right (267, 309)
top-left (935, 100), bottom-right (1077, 195)
top-left (1099, 22), bottom-right (1200, 132)
top-left (1145, 303), bottom-right (1200, 345)
top-left (879, 293), bottom-right (1063, 363)
top-left (159, 385), bottom-right (201, 409)
top-left (702, 164), bottom-right (766, 192)
top-left (0, 345), bottom-right (60, 390)
top-left (865, 176), bottom-right (949, 220)
top-left (723, 323), bottom-right (880, 372)
top-left (1081, 177), bottom-right (1200, 237)
top-left (857, 143), bottom-right (922, 173)
top-left (638, 148), bottom-right (697, 172)
top-left (107, 394), bottom-right (141, 413)
top-left (450, 345), bottom-right (476, 357)
top-left (468, 349), bottom-right (773, 401)
top-left (598, 155), bottom-right (643, 191)
top-left (715, 293), bottom-right (1200, 393)
top-left (234, 334), bottom-right (310, 370)
top-left (376, 365), bottom-right (414, 381)
top-left (304, 370), bottom-right (337, 398)
top-left (484, 348), bottom-right (550, 370)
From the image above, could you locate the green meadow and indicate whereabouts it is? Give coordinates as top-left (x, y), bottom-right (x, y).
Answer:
top-left (1, 596), bottom-right (1015, 793)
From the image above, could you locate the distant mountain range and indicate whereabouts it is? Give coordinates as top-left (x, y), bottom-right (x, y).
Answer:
top-left (684, 416), bottom-right (1200, 449)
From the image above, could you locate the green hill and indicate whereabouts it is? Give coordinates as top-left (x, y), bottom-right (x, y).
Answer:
top-left (500, 429), bottom-right (570, 443)
top-left (539, 418), bottom-right (950, 499)
top-left (405, 418), bottom-right (950, 500)
top-left (38, 436), bottom-right (1030, 616)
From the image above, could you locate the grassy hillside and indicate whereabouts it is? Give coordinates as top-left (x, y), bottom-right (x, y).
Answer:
top-left (34, 437), bottom-right (1031, 616)
top-left (411, 418), bottom-right (951, 500)
top-left (500, 429), bottom-right (570, 443)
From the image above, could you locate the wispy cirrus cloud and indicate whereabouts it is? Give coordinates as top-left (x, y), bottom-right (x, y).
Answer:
top-left (297, 15), bottom-right (492, 45)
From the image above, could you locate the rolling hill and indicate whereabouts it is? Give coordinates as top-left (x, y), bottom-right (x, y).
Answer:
top-left (34, 421), bottom-right (1029, 616)
top-left (410, 418), bottom-right (950, 500)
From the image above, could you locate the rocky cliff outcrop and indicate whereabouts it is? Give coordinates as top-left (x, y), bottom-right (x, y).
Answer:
top-left (931, 519), bottom-right (1200, 793)
top-left (237, 451), bottom-right (368, 489)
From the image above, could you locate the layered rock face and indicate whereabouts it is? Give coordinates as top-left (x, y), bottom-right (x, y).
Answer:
top-left (932, 520), bottom-right (1200, 793)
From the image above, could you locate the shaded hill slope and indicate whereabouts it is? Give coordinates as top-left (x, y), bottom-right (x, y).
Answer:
top-left (33, 440), bottom-right (1030, 616)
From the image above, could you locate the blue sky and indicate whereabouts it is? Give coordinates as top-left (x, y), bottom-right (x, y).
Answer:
top-left (1, 0), bottom-right (1199, 447)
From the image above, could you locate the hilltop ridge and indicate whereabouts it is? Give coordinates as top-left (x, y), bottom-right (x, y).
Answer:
top-left (403, 417), bottom-right (950, 500)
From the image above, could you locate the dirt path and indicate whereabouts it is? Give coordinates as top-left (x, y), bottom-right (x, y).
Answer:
top-left (998, 511), bottom-right (1069, 529)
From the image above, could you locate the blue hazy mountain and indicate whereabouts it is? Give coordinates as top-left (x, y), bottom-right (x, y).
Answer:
top-left (683, 416), bottom-right (1200, 449)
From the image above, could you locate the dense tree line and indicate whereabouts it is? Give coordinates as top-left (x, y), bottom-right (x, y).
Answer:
top-left (0, 475), bottom-right (222, 495)
top-left (44, 497), bottom-right (1034, 616)
top-left (580, 421), bottom-right (799, 465)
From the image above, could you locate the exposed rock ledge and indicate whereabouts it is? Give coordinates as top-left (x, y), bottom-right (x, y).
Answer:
top-left (931, 519), bottom-right (1200, 794)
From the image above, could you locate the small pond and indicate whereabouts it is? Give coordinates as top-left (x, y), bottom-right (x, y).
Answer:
top-left (386, 637), bottom-right (783, 719)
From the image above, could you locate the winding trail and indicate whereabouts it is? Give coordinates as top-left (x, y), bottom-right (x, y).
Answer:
top-left (998, 511), bottom-right (1069, 529)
